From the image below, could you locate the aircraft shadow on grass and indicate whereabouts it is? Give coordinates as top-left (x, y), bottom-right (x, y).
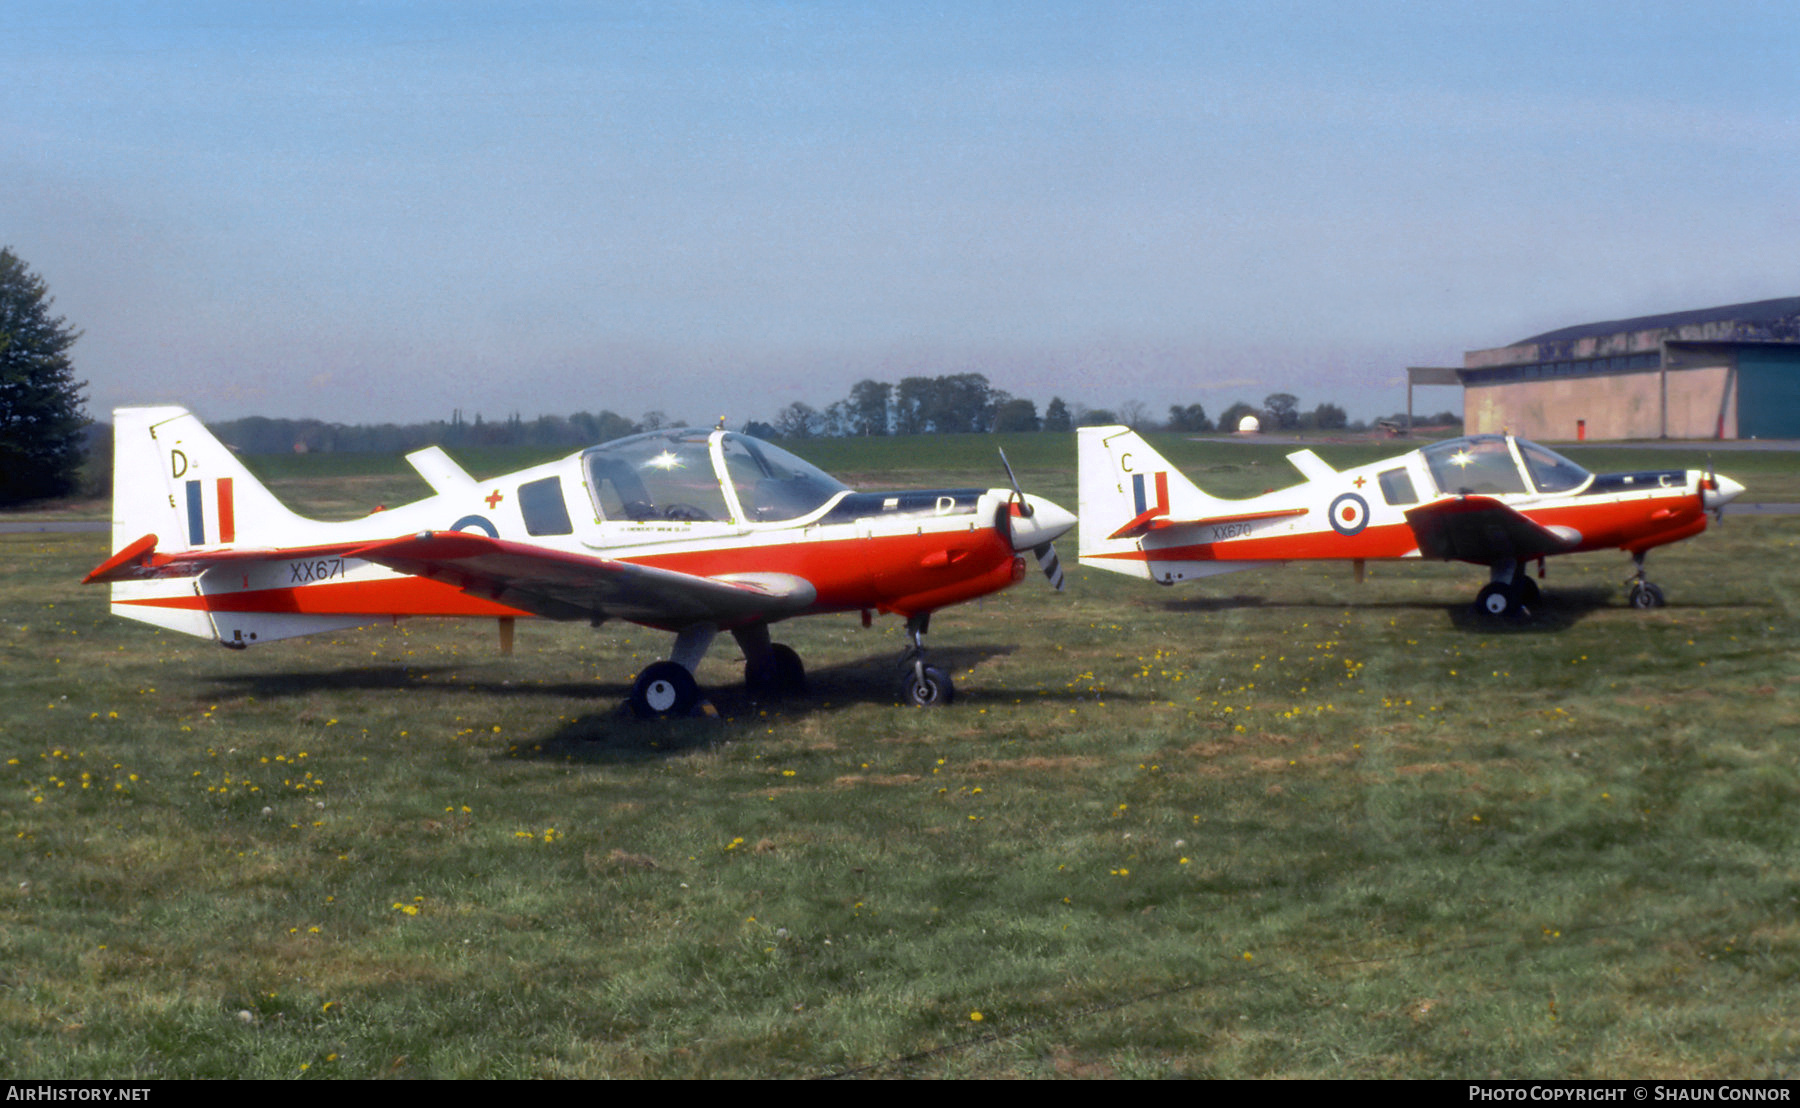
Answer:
top-left (202, 643), bottom-right (1023, 762)
top-left (1157, 585), bottom-right (1628, 633)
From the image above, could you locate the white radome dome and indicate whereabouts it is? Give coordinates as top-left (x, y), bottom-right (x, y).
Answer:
top-left (1236, 414), bottom-right (1261, 434)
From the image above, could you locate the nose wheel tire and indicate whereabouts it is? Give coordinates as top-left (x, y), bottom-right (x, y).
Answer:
top-left (629, 661), bottom-right (701, 718)
top-left (900, 664), bottom-right (955, 707)
top-left (1628, 581), bottom-right (1666, 609)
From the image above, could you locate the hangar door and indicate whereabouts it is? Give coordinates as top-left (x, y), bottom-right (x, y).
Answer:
top-left (1737, 348), bottom-right (1800, 439)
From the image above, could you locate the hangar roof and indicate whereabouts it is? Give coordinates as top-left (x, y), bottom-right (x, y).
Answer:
top-left (1518, 296), bottom-right (1800, 345)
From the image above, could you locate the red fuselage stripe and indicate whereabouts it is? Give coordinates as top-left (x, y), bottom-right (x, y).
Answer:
top-left (1091, 494), bottom-right (1707, 564)
top-left (115, 527), bottom-right (1023, 622)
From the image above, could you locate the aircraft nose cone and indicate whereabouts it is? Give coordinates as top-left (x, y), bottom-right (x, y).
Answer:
top-left (1006, 494), bottom-right (1078, 551)
top-left (1704, 473), bottom-right (1745, 512)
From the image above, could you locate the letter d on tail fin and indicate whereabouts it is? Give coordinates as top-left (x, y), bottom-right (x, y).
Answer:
top-left (109, 406), bottom-right (310, 556)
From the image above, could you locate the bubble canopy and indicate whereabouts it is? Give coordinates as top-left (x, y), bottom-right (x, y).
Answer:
top-left (581, 428), bottom-right (852, 524)
top-left (1420, 435), bottom-right (1593, 497)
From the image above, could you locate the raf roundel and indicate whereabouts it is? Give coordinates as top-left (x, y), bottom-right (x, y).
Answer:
top-left (1327, 492), bottom-right (1369, 536)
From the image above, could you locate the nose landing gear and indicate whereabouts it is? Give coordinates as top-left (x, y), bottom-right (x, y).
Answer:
top-left (897, 612), bottom-right (954, 707)
top-left (1626, 551), bottom-right (1666, 609)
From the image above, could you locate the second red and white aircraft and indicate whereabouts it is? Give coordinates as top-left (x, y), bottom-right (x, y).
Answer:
top-left (1078, 425), bottom-right (1743, 615)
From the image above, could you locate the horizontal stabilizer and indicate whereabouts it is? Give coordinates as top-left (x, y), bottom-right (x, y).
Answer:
top-left (1110, 505), bottom-right (1309, 540)
top-left (1285, 449), bottom-right (1337, 482)
top-left (405, 447), bottom-right (477, 494)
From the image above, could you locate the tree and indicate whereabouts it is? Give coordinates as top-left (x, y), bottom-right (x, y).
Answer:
top-left (892, 376), bottom-right (934, 435)
top-left (846, 379), bottom-right (892, 436)
top-left (1309, 402), bottom-right (1348, 431)
top-left (0, 248), bottom-right (88, 503)
top-left (1263, 392), bottom-right (1300, 431)
top-left (774, 401), bottom-right (823, 439)
top-left (1166, 403), bottom-right (1212, 432)
top-left (1043, 397), bottom-right (1072, 432)
top-left (990, 397), bottom-right (1040, 433)
top-left (1117, 399), bottom-right (1152, 429)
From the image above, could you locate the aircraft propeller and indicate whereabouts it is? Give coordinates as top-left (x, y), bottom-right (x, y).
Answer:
top-left (1699, 457), bottom-right (1745, 523)
top-left (998, 449), bottom-right (1070, 591)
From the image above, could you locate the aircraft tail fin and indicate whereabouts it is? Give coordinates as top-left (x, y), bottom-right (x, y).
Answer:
top-left (100, 407), bottom-right (322, 641)
top-left (107, 405), bottom-right (311, 556)
top-left (1077, 425), bottom-right (1229, 558)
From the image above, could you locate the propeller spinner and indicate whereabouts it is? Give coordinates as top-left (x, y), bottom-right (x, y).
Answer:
top-left (998, 449), bottom-right (1077, 590)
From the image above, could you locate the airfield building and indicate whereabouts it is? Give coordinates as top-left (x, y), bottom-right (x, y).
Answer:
top-left (1444, 296), bottom-right (1800, 441)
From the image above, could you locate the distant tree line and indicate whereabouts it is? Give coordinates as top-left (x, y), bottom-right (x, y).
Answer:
top-left (212, 408), bottom-right (647, 455)
top-left (196, 377), bottom-right (1459, 456)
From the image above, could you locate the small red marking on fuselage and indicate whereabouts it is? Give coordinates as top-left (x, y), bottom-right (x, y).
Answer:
top-left (485, 490), bottom-right (504, 509)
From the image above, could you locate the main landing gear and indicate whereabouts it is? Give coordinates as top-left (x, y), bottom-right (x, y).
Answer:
top-left (736, 622), bottom-right (807, 702)
top-left (1625, 551), bottom-right (1666, 609)
top-left (625, 621), bottom-right (810, 718)
top-left (626, 614), bottom-right (960, 718)
top-left (627, 623), bottom-right (718, 719)
top-left (897, 612), bottom-right (954, 707)
top-left (1473, 559), bottom-right (1539, 619)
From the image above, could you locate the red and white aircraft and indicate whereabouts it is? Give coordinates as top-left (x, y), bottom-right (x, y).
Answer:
top-left (1077, 425), bottom-right (1743, 615)
top-left (85, 407), bottom-right (1075, 715)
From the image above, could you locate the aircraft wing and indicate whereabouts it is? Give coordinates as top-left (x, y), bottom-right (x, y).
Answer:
top-left (347, 531), bottom-right (818, 625)
top-left (87, 531), bottom-right (818, 627)
top-left (1404, 496), bottom-right (1582, 563)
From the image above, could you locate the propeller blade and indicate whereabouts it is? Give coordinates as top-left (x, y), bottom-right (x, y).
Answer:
top-left (998, 448), bottom-right (1032, 517)
top-left (1706, 456), bottom-right (1722, 522)
top-left (1034, 541), bottom-right (1065, 591)
top-left (996, 449), bottom-right (1073, 590)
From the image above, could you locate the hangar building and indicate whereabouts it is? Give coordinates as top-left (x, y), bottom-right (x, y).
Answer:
top-left (1448, 297), bottom-right (1800, 440)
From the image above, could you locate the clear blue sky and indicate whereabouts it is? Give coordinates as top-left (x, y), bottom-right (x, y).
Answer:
top-left (6, 1), bottom-right (1797, 427)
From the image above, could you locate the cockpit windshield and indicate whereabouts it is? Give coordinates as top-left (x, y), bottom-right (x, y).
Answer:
top-left (1516, 439), bottom-right (1592, 493)
top-left (719, 433), bottom-right (850, 522)
top-left (583, 429), bottom-right (732, 523)
top-left (580, 428), bottom-right (850, 524)
top-left (1420, 435), bottom-right (1592, 497)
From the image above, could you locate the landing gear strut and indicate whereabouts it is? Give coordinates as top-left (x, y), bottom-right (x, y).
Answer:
top-left (1626, 551), bottom-right (1666, 609)
top-left (735, 622), bottom-right (807, 701)
top-left (897, 613), bottom-right (954, 707)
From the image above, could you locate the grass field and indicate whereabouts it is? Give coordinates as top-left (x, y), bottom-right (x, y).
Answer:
top-left (3, 435), bottom-right (1797, 1078)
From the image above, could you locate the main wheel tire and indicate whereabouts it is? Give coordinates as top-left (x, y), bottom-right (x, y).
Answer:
top-left (1475, 583), bottom-right (1517, 618)
top-left (1629, 582), bottom-right (1666, 609)
top-left (1513, 576), bottom-right (1540, 606)
top-left (629, 661), bottom-right (701, 718)
top-left (745, 643), bottom-right (807, 700)
top-left (900, 664), bottom-right (955, 707)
